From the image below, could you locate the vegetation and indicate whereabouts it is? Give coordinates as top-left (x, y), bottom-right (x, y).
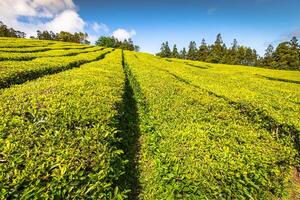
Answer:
top-left (96, 36), bottom-right (140, 51)
top-left (0, 37), bottom-right (299, 199)
top-left (0, 39), bottom-right (128, 198)
top-left (0, 46), bottom-right (101, 61)
top-left (0, 40), bottom-right (110, 89)
top-left (157, 34), bottom-right (300, 70)
top-left (0, 21), bottom-right (89, 44)
top-left (0, 21), bottom-right (26, 38)
top-left (124, 51), bottom-right (299, 199)
top-left (35, 30), bottom-right (90, 44)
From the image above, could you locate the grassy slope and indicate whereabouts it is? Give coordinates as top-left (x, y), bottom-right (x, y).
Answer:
top-left (0, 37), bottom-right (299, 199)
top-left (124, 51), bottom-right (300, 199)
top-left (0, 39), bottom-right (128, 198)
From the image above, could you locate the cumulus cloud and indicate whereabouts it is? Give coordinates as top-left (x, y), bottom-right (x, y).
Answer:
top-left (112, 29), bottom-right (136, 41)
top-left (0, 0), bottom-right (83, 36)
top-left (92, 22), bottom-right (109, 33)
top-left (46, 10), bottom-right (85, 33)
top-left (0, 0), bottom-right (137, 45)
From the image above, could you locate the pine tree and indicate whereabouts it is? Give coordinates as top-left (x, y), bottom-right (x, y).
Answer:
top-left (164, 41), bottom-right (172, 58)
top-left (232, 39), bottom-right (238, 51)
top-left (263, 44), bottom-right (275, 67)
top-left (157, 42), bottom-right (166, 57)
top-left (187, 41), bottom-right (197, 60)
top-left (198, 39), bottom-right (209, 61)
top-left (180, 48), bottom-right (187, 59)
top-left (207, 33), bottom-right (226, 63)
top-left (226, 39), bottom-right (239, 65)
top-left (172, 44), bottom-right (180, 58)
top-left (157, 41), bottom-right (171, 58)
top-left (252, 49), bottom-right (259, 66)
top-left (245, 48), bottom-right (255, 66)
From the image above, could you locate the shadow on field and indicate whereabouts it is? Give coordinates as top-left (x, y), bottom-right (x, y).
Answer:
top-left (255, 74), bottom-right (300, 85)
top-left (115, 51), bottom-right (141, 199)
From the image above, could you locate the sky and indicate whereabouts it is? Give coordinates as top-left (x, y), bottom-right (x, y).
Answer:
top-left (1, 0), bottom-right (300, 55)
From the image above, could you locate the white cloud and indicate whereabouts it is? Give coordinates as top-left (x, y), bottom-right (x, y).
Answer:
top-left (0, 0), bottom-right (137, 45)
top-left (112, 28), bottom-right (136, 41)
top-left (92, 22), bottom-right (109, 33)
top-left (46, 10), bottom-right (85, 33)
top-left (87, 34), bottom-right (99, 44)
top-left (31, 0), bottom-right (76, 17)
top-left (0, 0), bottom-right (83, 37)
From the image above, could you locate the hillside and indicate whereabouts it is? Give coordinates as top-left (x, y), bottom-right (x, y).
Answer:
top-left (0, 37), bottom-right (299, 199)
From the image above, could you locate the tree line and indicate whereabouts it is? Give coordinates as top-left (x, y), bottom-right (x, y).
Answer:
top-left (33, 30), bottom-right (90, 44)
top-left (157, 34), bottom-right (300, 70)
top-left (0, 21), bottom-right (26, 38)
top-left (0, 21), bottom-right (90, 44)
top-left (95, 36), bottom-right (140, 51)
top-left (0, 21), bottom-right (139, 51)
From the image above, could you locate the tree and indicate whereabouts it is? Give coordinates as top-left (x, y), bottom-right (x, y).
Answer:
top-left (134, 45), bottom-right (140, 52)
top-left (37, 30), bottom-right (57, 40)
top-left (119, 39), bottom-right (135, 51)
top-left (73, 32), bottom-right (89, 44)
top-left (225, 39), bottom-right (239, 65)
top-left (157, 41), bottom-right (171, 58)
top-left (198, 39), bottom-right (209, 61)
top-left (96, 36), bottom-right (117, 47)
top-left (273, 41), bottom-right (299, 70)
top-left (207, 33), bottom-right (226, 63)
top-left (57, 31), bottom-right (73, 42)
top-left (36, 30), bottom-right (90, 44)
top-left (180, 48), bottom-right (187, 59)
top-left (230, 45), bottom-right (249, 66)
top-left (172, 44), bottom-right (180, 58)
top-left (244, 48), bottom-right (257, 66)
top-left (95, 36), bottom-right (138, 51)
top-left (290, 36), bottom-right (299, 50)
top-left (251, 49), bottom-right (259, 66)
top-left (232, 39), bottom-right (238, 51)
top-left (154, 33), bottom-right (299, 70)
top-left (187, 41), bottom-right (197, 60)
top-left (0, 21), bottom-right (26, 38)
top-left (290, 36), bottom-right (300, 63)
top-left (164, 41), bottom-right (172, 57)
top-left (263, 44), bottom-right (275, 67)
top-left (157, 42), bottom-right (165, 57)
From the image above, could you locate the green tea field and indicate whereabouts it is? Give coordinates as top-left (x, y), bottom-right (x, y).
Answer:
top-left (0, 37), bottom-right (299, 199)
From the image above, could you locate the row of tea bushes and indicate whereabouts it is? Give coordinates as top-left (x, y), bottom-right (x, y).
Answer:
top-left (0, 50), bottom-right (129, 199)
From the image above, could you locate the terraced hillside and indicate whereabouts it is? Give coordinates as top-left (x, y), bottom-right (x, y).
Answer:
top-left (0, 37), bottom-right (299, 199)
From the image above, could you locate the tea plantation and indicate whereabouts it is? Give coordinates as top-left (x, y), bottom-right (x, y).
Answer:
top-left (0, 37), bottom-right (299, 199)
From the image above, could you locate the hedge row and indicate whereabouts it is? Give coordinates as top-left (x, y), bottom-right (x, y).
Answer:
top-left (0, 48), bottom-right (111, 89)
top-left (0, 50), bottom-right (128, 199)
top-left (124, 51), bottom-right (296, 199)
top-left (0, 46), bottom-right (102, 61)
top-left (164, 57), bottom-right (300, 131)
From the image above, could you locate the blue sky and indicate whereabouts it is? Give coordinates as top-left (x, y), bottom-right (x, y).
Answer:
top-left (74, 0), bottom-right (300, 55)
top-left (1, 0), bottom-right (300, 55)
